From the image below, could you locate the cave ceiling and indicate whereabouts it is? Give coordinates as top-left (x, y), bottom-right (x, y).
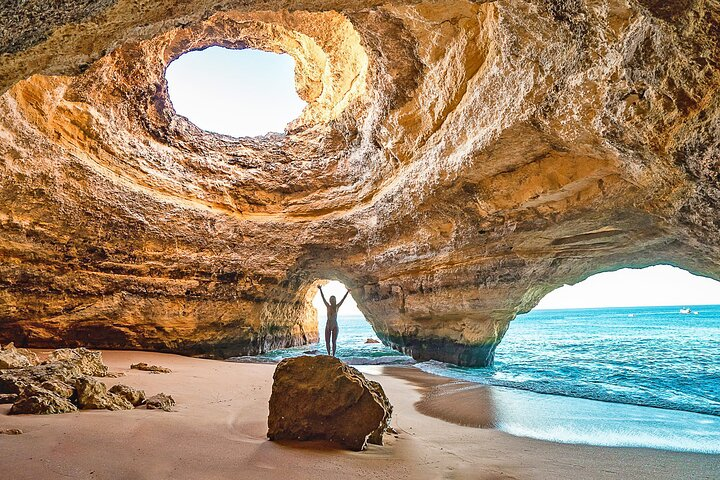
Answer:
top-left (0, 0), bottom-right (718, 365)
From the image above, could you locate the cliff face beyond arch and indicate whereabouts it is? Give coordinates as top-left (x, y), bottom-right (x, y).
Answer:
top-left (0, 0), bottom-right (718, 365)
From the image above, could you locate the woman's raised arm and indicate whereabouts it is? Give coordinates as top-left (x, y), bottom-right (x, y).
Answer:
top-left (337, 289), bottom-right (351, 307)
top-left (318, 286), bottom-right (330, 307)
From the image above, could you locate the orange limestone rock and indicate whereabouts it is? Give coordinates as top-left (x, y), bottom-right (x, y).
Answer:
top-left (0, 1), bottom-right (718, 365)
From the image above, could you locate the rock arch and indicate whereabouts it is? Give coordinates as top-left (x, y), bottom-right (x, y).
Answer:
top-left (0, 0), bottom-right (718, 365)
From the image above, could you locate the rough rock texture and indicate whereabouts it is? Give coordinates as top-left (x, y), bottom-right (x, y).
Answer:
top-left (0, 394), bottom-right (19, 404)
top-left (109, 384), bottom-right (146, 406)
top-left (0, 362), bottom-right (83, 395)
top-left (47, 348), bottom-right (109, 377)
top-left (366, 379), bottom-right (394, 446)
top-left (1, 347), bottom-right (165, 414)
top-left (145, 393), bottom-right (175, 411)
top-left (0, 1), bottom-right (718, 365)
top-left (267, 356), bottom-right (392, 450)
top-left (0, 344), bottom-right (40, 369)
top-left (9, 384), bottom-right (78, 415)
top-left (74, 376), bottom-right (134, 410)
top-left (40, 379), bottom-right (75, 399)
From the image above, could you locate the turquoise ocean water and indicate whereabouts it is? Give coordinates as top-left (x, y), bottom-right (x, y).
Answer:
top-left (253, 304), bottom-right (720, 452)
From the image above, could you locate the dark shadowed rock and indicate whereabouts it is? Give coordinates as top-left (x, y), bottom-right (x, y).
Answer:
top-left (74, 376), bottom-right (133, 410)
top-left (267, 355), bottom-right (392, 451)
top-left (109, 384), bottom-right (146, 406)
top-left (40, 379), bottom-right (74, 398)
top-left (0, 393), bottom-right (19, 404)
top-left (145, 393), bottom-right (175, 411)
top-left (47, 348), bottom-right (109, 377)
top-left (366, 380), bottom-right (393, 446)
top-left (9, 385), bottom-right (77, 415)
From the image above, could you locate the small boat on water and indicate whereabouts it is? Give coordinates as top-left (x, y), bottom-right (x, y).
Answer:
top-left (679, 307), bottom-right (691, 314)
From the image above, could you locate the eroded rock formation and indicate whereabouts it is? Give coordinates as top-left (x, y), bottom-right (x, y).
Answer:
top-left (0, 346), bottom-right (160, 414)
top-left (267, 355), bottom-right (392, 450)
top-left (0, 343), bottom-right (40, 369)
top-left (0, 1), bottom-right (718, 365)
top-left (145, 393), bottom-right (176, 412)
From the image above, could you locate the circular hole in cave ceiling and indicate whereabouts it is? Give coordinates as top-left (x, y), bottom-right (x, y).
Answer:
top-left (165, 46), bottom-right (307, 137)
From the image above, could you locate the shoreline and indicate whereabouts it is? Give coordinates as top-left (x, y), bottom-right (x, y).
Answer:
top-left (239, 355), bottom-right (720, 428)
top-left (379, 365), bottom-right (720, 455)
top-left (1, 350), bottom-right (718, 480)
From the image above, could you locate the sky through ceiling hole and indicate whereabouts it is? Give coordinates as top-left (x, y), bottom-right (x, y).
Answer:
top-left (165, 46), bottom-right (307, 137)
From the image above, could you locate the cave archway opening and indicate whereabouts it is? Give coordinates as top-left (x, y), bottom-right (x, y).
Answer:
top-left (420, 265), bottom-right (720, 419)
top-left (312, 280), bottom-right (377, 356)
top-left (308, 280), bottom-right (404, 361)
top-left (258, 280), bottom-right (411, 364)
top-left (164, 46), bottom-right (307, 137)
top-left (531, 264), bottom-right (720, 311)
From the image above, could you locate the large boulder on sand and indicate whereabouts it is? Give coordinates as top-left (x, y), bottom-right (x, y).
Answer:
top-left (267, 355), bottom-right (392, 451)
top-left (109, 384), bottom-right (146, 406)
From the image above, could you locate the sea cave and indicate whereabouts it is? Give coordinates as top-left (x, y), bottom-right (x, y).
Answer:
top-left (1, 1), bottom-right (719, 476)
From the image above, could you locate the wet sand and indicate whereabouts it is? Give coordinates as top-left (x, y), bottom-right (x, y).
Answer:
top-left (391, 366), bottom-right (720, 454)
top-left (1, 351), bottom-right (718, 479)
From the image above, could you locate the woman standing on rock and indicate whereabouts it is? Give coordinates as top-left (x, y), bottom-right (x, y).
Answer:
top-left (318, 286), bottom-right (350, 356)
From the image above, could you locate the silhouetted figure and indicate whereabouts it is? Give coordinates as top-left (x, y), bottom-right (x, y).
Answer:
top-left (318, 286), bottom-right (350, 356)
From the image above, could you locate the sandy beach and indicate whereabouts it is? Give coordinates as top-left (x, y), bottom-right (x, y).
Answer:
top-left (1, 350), bottom-right (718, 480)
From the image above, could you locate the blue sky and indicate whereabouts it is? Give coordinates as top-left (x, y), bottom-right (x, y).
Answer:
top-left (317, 266), bottom-right (720, 315)
top-left (165, 46), bottom-right (305, 137)
top-left (166, 48), bottom-right (720, 311)
top-left (535, 265), bottom-right (720, 309)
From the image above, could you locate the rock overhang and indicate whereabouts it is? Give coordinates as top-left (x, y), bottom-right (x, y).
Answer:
top-left (0, 0), bottom-right (718, 366)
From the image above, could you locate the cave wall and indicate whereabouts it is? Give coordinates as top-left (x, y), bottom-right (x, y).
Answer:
top-left (0, 0), bottom-right (718, 365)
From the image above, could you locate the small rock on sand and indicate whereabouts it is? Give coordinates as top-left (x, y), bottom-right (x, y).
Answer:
top-left (130, 362), bottom-right (172, 374)
top-left (146, 393), bottom-right (175, 411)
top-left (0, 428), bottom-right (23, 435)
top-left (109, 384), bottom-right (146, 406)
top-left (74, 377), bottom-right (133, 411)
